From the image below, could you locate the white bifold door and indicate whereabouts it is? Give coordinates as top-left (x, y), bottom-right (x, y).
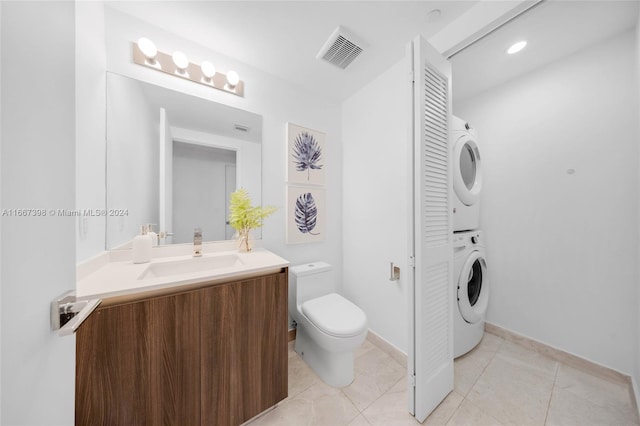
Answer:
top-left (408, 36), bottom-right (454, 422)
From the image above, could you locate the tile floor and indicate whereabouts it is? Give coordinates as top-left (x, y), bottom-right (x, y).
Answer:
top-left (250, 332), bottom-right (640, 425)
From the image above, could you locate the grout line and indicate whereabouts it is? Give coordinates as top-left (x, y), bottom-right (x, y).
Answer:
top-left (455, 397), bottom-right (503, 426)
top-left (466, 350), bottom-right (496, 395)
top-left (460, 336), bottom-right (501, 397)
top-left (441, 391), bottom-right (465, 425)
top-left (543, 361), bottom-right (560, 425)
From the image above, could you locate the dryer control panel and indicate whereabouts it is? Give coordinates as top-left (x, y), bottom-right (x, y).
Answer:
top-left (453, 231), bottom-right (482, 249)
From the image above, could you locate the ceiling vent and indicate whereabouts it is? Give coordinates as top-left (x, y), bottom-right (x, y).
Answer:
top-left (234, 124), bottom-right (250, 132)
top-left (316, 26), bottom-right (367, 70)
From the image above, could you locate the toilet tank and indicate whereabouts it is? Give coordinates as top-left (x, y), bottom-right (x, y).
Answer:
top-left (289, 262), bottom-right (334, 309)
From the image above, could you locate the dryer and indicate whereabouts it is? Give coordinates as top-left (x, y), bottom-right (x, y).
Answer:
top-left (454, 230), bottom-right (489, 358)
top-left (452, 116), bottom-right (482, 232)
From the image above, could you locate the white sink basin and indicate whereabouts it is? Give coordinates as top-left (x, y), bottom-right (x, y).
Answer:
top-left (138, 254), bottom-right (243, 280)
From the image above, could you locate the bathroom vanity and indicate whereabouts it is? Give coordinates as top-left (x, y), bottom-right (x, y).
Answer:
top-left (74, 249), bottom-right (289, 426)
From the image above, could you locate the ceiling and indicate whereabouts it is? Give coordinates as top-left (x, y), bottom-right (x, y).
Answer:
top-left (108, 1), bottom-right (639, 104)
top-left (107, 1), bottom-right (477, 102)
top-left (451, 0), bottom-right (640, 102)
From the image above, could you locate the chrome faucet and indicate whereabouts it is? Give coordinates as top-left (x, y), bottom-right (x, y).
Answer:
top-left (193, 227), bottom-right (202, 257)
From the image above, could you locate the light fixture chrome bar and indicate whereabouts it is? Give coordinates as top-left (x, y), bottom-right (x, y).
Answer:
top-left (132, 43), bottom-right (245, 97)
top-left (445, 0), bottom-right (546, 60)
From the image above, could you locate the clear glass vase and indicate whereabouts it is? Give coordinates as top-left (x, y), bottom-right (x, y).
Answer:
top-left (238, 229), bottom-right (252, 252)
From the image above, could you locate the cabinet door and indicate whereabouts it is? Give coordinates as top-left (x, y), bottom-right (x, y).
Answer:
top-left (76, 292), bottom-right (200, 425)
top-left (200, 272), bottom-right (288, 425)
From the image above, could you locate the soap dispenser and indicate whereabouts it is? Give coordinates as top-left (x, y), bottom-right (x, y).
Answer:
top-left (146, 223), bottom-right (158, 247)
top-left (132, 225), bottom-right (152, 264)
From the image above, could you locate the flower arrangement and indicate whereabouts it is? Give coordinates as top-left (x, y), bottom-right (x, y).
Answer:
top-left (228, 188), bottom-right (276, 252)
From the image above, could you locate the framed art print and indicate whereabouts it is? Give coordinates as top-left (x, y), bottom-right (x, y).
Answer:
top-left (286, 186), bottom-right (326, 244)
top-left (287, 123), bottom-right (326, 186)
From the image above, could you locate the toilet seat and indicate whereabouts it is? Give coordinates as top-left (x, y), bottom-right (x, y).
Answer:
top-left (301, 293), bottom-right (367, 338)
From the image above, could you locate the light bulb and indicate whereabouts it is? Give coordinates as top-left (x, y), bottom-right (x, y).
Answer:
top-left (507, 41), bottom-right (527, 55)
top-left (172, 51), bottom-right (189, 71)
top-left (137, 37), bottom-right (157, 60)
top-left (201, 61), bottom-right (216, 79)
top-left (226, 70), bottom-right (240, 87)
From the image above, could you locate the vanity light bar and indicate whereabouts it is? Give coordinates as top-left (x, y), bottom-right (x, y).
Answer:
top-left (132, 41), bottom-right (244, 97)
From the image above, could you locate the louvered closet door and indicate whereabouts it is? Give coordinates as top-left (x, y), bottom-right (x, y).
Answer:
top-left (410, 36), bottom-right (454, 423)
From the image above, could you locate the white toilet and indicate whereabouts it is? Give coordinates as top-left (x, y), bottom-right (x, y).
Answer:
top-left (289, 262), bottom-right (368, 388)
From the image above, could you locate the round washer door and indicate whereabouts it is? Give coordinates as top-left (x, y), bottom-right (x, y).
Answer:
top-left (457, 250), bottom-right (489, 324)
top-left (453, 134), bottom-right (482, 206)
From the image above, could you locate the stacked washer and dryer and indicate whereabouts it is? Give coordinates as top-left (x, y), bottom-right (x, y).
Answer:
top-left (452, 117), bottom-right (490, 358)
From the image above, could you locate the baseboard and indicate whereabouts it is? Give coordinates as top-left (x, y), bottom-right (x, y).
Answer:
top-left (485, 322), bottom-right (631, 385)
top-left (287, 327), bottom-right (407, 367)
top-left (632, 376), bottom-right (640, 420)
top-left (366, 329), bottom-right (408, 368)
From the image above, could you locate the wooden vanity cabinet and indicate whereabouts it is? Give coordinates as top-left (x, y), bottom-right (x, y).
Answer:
top-left (75, 269), bottom-right (288, 426)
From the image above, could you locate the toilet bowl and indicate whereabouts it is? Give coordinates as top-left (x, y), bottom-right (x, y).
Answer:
top-left (289, 262), bottom-right (368, 388)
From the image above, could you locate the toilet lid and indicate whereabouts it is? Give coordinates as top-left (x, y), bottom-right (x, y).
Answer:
top-left (301, 293), bottom-right (367, 338)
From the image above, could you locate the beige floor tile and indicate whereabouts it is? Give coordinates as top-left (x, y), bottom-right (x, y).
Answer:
top-left (355, 339), bottom-right (377, 359)
top-left (423, 391), bottom-right (465, 426)
top-left (477, 332), bottom-right (505, 353)
top-left (454, 352), bottom-right (490, 396)
top-left (388, 376), bottom-right (408, 393)
top-left (454, 334), bottom-right (502, 396)
top-left (362, 378), bottom-right (462, 426)
top-left (546, 387), bottom-right (640, 426)
top-left (342, 347), bottom-right (405, 411)
top-left (279, 336), bottom-right (640, 426)
top-left (554, 364), bottom-right (633, 412)
top-left (495, 340), bottom-right (558, 380)
top-left (287, 352), bottom-right (320, 399)
top-left (466, 354), bottom-right (556, 425)
top-left (252, 381), bottom-right (360, 426)
top-left (348, 414), bottom-right (372, 426)
top-left (361, 388), bottom-right (417, 426)
top-left (446, 399), bottom-right (504, 426)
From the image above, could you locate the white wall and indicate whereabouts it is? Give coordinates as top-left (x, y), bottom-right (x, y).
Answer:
top-left (1, 2), bottom-right (76, 424)
top-left (106, 74), bottom-right (159, 248)
top-left (76, 5), bottom-right (343, 290)
top-left (342, 58), bottom-right (411, 353)
top-left (456, 30), bottom-right (639, 375)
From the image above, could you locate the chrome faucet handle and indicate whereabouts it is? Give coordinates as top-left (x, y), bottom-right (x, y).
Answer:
top-left (193, 227), bottom-right (203, 257)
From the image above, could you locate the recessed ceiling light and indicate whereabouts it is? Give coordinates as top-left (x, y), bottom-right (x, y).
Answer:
top-left (507, 41), bottom-right (527, 55)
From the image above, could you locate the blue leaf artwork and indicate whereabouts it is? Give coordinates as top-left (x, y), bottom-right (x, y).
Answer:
top-left (292, 131), bottom-right (323, 180)
top-left (295, 192), bottom-right (320, 235)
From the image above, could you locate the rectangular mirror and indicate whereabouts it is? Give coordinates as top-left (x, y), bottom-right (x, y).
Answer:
top-left (106, 72), bottom-right (262, 249)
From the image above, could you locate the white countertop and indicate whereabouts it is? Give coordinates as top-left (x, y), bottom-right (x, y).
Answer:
top-left (76, 248), bottom-right (289, 301)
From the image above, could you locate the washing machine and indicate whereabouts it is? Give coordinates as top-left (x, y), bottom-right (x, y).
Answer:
top-left (454, 230), bottom-right (489, 358)
top-left (452, 116), bottom-right (482, 232)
